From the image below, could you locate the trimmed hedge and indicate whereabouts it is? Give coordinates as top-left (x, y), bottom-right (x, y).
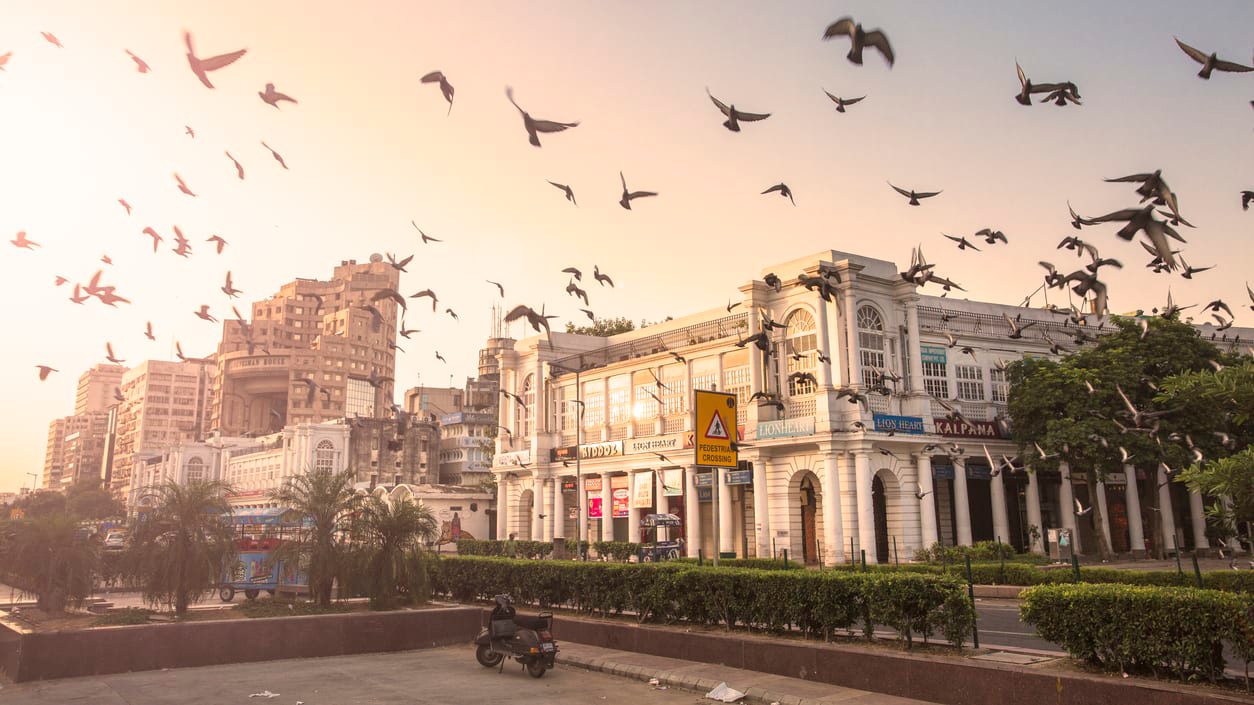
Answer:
top-left (456, 538), bottom-right (553, 559)
top-left (1021, 583), bottom-right (1254, 681)
top-left (428, 556), bottom-right (974, 649)
top-left (673, 557), bottom-right (802, 570)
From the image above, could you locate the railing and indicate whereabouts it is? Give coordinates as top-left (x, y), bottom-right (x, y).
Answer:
top-left (786, 397), bottom-right (816, 420)
top-left (916, 305), bottom-right (1111, 346)
top-left (609, 423), bottom-right (629, 441)
top-left (632, 419), bottom-right (656, 438)
top-left (929, 399), bottom-right (1006, 422)
top-left (664, 416), bottom-right (685, 434)
top-left (550, 312), bottom-right (750, 376)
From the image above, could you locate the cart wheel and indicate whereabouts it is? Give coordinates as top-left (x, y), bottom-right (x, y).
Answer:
top-left (265, 589), bottom-right (276, 596)
top-left (642, 552), bottom-right (653, 563)
top-left (218, 586), bottom-right (235, 602)
top-left (244, 589), bottom-right (260, 600)
top-left (667, 549), bottom-right (679, 561)
top-left (526, 661), bottom-right (547, 678)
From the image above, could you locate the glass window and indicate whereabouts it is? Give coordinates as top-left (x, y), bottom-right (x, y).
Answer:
top-left (783, 309), bottom-right (817, 396)
top-left (521, 374), bottom-right (535, 437)
top-left (923, 361), bottom-right (949, 398)
top-left (314, 440), bottom-right (337, 473)
top-left (632, 371), bottom-right (659, 420)
top-left (857, 305), bottom-right (886, 389)
top-left (345, 377), bottom-right (375, 417)
top-left (607, 375), bottom-right (631, 424)
top-left (955, 365), bottom-right (985, 401)
top-left (582, 383), bottom-right (604, 428)
top-left (660, 365), bottom-right (687, 417)
top-left (990, 368), bottom-right (1009, 404)
top-left (184, 457), bottom-right (204, 483)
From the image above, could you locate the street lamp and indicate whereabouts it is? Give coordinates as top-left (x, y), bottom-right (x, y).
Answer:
top-left (549, 354), bottom-right (594, 560)
top-left (25, 472), bottom-right (37, 492)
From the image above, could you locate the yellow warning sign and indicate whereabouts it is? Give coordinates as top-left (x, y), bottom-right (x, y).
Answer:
top-left (694, 389), bottom-right (738, 468)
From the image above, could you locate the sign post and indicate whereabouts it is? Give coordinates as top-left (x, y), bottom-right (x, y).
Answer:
top-left (694, 389), bottom-right (738, 567)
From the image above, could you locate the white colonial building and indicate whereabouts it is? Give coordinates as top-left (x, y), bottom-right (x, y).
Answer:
top-left (491, 250), bottom-right (1250, 563)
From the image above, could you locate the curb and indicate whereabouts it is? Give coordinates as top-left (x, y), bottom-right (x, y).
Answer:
top-left (560, 651), bottom-right (823, 705)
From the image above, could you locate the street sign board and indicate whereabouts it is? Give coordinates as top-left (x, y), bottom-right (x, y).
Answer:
top-left (693, 389), bottom-right (738, 468)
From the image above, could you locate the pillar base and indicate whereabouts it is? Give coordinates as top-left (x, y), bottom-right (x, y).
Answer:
top-left (1130, 549), bottom-right (1146, 559)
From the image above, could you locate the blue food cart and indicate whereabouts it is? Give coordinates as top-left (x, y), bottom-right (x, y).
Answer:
top-left (639, 513), bottom-right (684, 562)
top-left (219, 508), bottom-right (310, 601)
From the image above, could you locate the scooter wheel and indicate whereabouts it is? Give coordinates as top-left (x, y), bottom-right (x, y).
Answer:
top-left (526, 662), bottom-right (547, 678)
top-left (476, 644), bottom-right (504, 668)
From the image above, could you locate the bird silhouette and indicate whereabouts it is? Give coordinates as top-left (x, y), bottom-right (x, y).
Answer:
top-left (548, 181), bottom-right (577, 205)
top-left (125, 49), bottom-right (149, 73)
top-left (1242, 191), bottom-right (1253, 211)
top-left (822, 90), bottom-right (865, 113)
top-left (105, 342), bottom-right (125, 364)
top-left (174, 173), bottom-right (196, 197)
top-left (706, 88), bottom-right (771, 131)
top-left (225, 151), bottom-right (245, 180)
top-left (118, 198), bottom-right (132, 215)
top-left (409, 289), bottom-right (438, 312)
top-left (207, 235), bottom-right (228, 254)
top-left (942, 233), bottom-right (980, 251)
top-left (411, 221), bottom-right (442, 243)
top-left (194, 305), bottom-right (217, 323)
top-left (1174, 37), bottom-right (1253, 79)
top-left (566, 280), bottom-right (589, 305)
top-left (420, 71), bottom-right (455, 113)
top-left (889, 182), bottom-right (941, 206)
top-left (261, 142), bottom-right (287, 169)
top-left (486, 280), bottom-right (505, 297)
top-left (823, 17), bottom-right (894, 66)
top-left (36, 365), bottom-right (57, 381)
top-left (505, 304), bottom-right (557, 337)
top-left (184, 31), bottom-right (246, 89)
top-left (618, 172), bottom-right (657, 210)
top-left (10, 231), bottom-right (39, 249)
top-left (593, 265), bottom-right (614, 287)
top-left (145, 321), bottom-right (155, 341)
top-left (761, 183), bottom-right (795, 205)
top-left (505, 86), bottom-right (579, 147)
top-left (185, 125), bottom-right (195, 138)
top-left (41, 32), bottom-right (63, 48)
top-left (221, 271), bottom-right (242, 298)
top-left (386, 252), bottom-right (413, 272)
top-left (259, 82), bottom-right (297, 108)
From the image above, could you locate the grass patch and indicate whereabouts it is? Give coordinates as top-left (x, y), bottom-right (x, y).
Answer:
top-left (232, 599), bottom-right (353, 619)
top-left (91, 608), bottom-right (154, 626)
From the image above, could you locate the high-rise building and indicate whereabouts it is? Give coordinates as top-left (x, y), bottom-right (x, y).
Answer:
top-left (345, 416), bottom-right (439, 488)
top-left (404, 386), bottom-right (464, 416)
top-left (43, 412), bottom-right (112, 489)
top-left (211, 256), bottom-right (400, 436)
top-left (428, 332), bottom-right (512, 488)
top-left (110, 359), bottom-right (216, 499)
top-left (75, 364), bottom-right (128, 415)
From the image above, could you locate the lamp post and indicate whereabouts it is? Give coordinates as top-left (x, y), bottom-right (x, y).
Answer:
top-left (549, 355), bottom-right (591, 559)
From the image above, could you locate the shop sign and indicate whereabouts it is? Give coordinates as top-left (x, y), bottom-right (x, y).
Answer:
top-left (756, 416), bottom-right (815, 440)
top-left (493, 450), bottom-right (532, 468)
top-left (933, 464), bottom-right (954, 480)
top-left (932, 418), bottom-right (1008, 439)
top-left (588, 496), bottom-right (603, 518)
top-left (661, 468), bottom-right (684, 496)
top-left (697, 486), bottom-right (712, 502)
top-left (726, 469), bottom-right (753, 485)
top-left (872, 413), bottom-right (925, 434)
top-left (695, 472), bottom-right (713, 487)
top-left (624, 434), bottom-right (684, 456)
top-left (583, 477), bottom-right (602, 492)
top-left (921, 345), bottom-right (947, 365)
top-left (632, 471), bottom-right (653, 508)
top-left (612, 488), bottom-right (630, 518)
top-left (561, 478), bottom-right (577, 493)
top-left (551, 441), bottom-right (624, 462)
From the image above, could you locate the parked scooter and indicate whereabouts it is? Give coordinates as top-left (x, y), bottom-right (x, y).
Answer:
top-left (474, 594), bottom-right (558, 678)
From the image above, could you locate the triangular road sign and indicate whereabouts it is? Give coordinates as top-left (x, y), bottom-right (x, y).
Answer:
top-left (705, 410), bottom-right (729, 440)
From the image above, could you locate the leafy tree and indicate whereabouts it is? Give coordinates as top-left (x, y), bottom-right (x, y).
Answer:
top-left (2, 513), bottom-right (98, 613)
top-left (269, 468), bottom-right (362, 606)
top-left (354, 497), bottom-right (438, 610)
top-left (126, 480), bottom-right (235, 615)
top-left (1158, 360), bottom-right (1254, 541)
top-left (66, 478), bottom-right (124, 520)
top-left (565, 316), bottom-right (636, 337)
top-left (14, 490), bottom-right (68, 518)
top-left (1007, 317), bottom-right (1223, 559)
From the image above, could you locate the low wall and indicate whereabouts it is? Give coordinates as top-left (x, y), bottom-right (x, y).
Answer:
top-left (1, 606), bottom-right (481, 682)
top-left (553, 616), bottom-right (1247, 705)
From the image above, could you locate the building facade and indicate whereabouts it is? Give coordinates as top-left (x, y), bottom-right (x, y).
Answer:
top-left (75, 364), bottom-right (128, 415)
top-left (111, 359), bottom-right (216, 501)
top-left (344, 415), bottom-right (439, 488)
top-left (492, 250), bottom-right (1251, 561)
top-left (211, 256), bottom-right (400, 437)
top-left (437, 411), bottom-right (496, 486)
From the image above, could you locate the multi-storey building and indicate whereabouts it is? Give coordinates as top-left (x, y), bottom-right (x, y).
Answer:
top-left (344, 415), bottom-right (439, 487)
top-left (437, 410), bottom-right (497, 487)
top-left (211, 256), bottom-right (400, 436)
top-left (111, 359), bottom-right (216, 500)
top-left (492, 250), bottom-right (1252, 562)
top-left (42, 412), bottom-right (110, 489)
top-left (405, 386), bottom-right (464, 416)
top-left (75, 364), bottom-right (127, 415)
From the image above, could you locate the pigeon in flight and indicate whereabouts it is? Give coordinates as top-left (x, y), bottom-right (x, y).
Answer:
top-left (36, 365), bottom-right (57, 381)
top-left (888, 182), bottom-right (941, 206)
top-left (142, 227), bottom-right (162, 252)
top-left (410, 288), bottom-right (439, 312)
top-left (386, 252), bottom-right (413, 272)
top-left (761, 183), bottom-right (795, 205)
top-left (259, 82), bottom-right (297, 109)
top-left (706, 88), bottom-right (771, 132)
top-left (1014, 62), bottom-right (1080, 106)
top-left (118, 198), bottom-right (132, 215)
top-left (566, 280), bottom-right (589, 305)
top-left (420, 71), bottom-right (455, 113)
top-left (184, 31), bottom-right (246, 89)
top-left (412, 221), bottom-right (441, 243)
top-left (41, 32), bottom-right (63, 48)
top-left (261, 142), bottom-right (287, 169)
top-left (185, 125), bottom-right (195, 138)
top-left (221, 271), bottom-right (242, 298)
top-left (619, 172), bottom-right (657, 210)
top-left (207, 235), bottom-right (227, 254)
top-left (486, 280), bottom-right (505, 297)
top-left (105, 342), bottom-right (125, 365)
top-left (505, 304), bottom-right (557, 336)
top-left (145, 321), bottom-right (155, 341)
top-left (225, 151), bottom-right (245, 179)
top-left (10, 231), bottom-right (39, 249)
top-left (562, 266), bottom-right (582, 281)
top-left (822, 90), bottom-right (865, 113)
top-left (0, 52), bottom-right (11, 70)
top-left (194, 305), bottom-right (218, 323)
top-left (823, 17), bottom-right (894, 67)
top-left (1174, 37), bottom-right (1253, 79)
top-left (505, 86), bottom-right (579, 147)
top-left (593, 265), bottom-right (614, 287)
top-left (942, 233), bottom-right (980, 251)
top-left (548, 181), bottom-right (577, 205)
top-left (125, 49), bottom-right (150, 73)
top-left (1241, 191), bottom-right (1252, 211)
top-left (174, 173), bottom-right (196, 197)
top-left (976, 229), bottom-right (1008, 245)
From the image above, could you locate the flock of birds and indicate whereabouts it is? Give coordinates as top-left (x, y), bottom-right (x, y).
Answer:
top-left (4, 16), bottom-right (1253, 498)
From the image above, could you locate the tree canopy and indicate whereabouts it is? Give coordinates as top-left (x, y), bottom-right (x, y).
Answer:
top-left (565, 316), bottom-right (636, 337)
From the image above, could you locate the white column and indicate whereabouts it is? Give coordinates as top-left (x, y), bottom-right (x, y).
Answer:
top-left (746, 305), bottom-right (765, 425)
top-left (814, 294), bottom-right (834, 389)
top-left (917, 453), bottom-right (938, 547)
top-left (905, 300), bottom-right (925, 394)
top-left (1025, 468), bottom-right (1044, 553)
top-left (628, 471), bottom-right (642, 544)
top-left (753, 459), bottom-right (772, 559)
top-left (822, 451), bottom-right (846, 564)
top-left (843, 290), bottom-right (861, 389)
top-left (655, 469), bottom-right (669, 542)
top-left (1158, 466), bottom-right (1178, 554)
top-left (496, 476), bottom-right (509, 540)
top-left (600, 474), bottom-right (613, 541)
top-left (1095, 480), bottom-right (1112, 553)
top-left (991, 472), bottom-right (1011, 546)
top-left (953, 457), bottom-right (972, 547)
top-left (1122, 465), bottom-right (1145, 555)
top-left (1059, 463), bottom-right (1080, 554)
top-left (532, 479), bottom-right (544, 542)
top-left (718, 467), bottom-right (734, 556)
top-left (855, 451), bottom-right (877, 562)
top-left (1189, 489), bottom-right (1209, 551)
top-left (685, 467), bottom-right (701, 558)
top-left (552, 477), bottom-right (565, 540)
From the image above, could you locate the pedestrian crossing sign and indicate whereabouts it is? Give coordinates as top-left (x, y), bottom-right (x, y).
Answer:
top-left (694, 389), bottom-right (737, 468)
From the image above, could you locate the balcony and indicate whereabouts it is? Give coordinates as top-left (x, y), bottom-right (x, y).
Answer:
top-left (550, 312), bottom-right (750, 375)
top-left (785, 397), bottom-right (816, 420)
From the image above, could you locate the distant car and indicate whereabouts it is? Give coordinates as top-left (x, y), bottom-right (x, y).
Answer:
top-left (103, 531), bottom-right (128, 550)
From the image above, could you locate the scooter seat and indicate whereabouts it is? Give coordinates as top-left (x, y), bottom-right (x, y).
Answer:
top-left (513, 614), bottom-right (550, 631)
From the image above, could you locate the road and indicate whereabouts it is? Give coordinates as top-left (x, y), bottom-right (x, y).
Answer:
top-left (972, 598), bottom-right (1057, 653)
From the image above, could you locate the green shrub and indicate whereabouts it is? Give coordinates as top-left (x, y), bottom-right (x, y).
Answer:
top-left (913, 541), bottom-right (1045, 565)
top-left (456, 539), bottom-right (553, 559)
top-left (673, 557), bottom-right (801, 570)
top-left (428, 556), bottom-right (973, 648)
top-left (591, 541), bottom-right (640, 562)
top-left (1021, 583), bottom-right (1254, 681)
top-left (92, 608), bottom-right (154, 626)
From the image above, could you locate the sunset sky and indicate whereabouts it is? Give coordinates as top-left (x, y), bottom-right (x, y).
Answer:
top-left (1, 1), bottom-right (1251, 492)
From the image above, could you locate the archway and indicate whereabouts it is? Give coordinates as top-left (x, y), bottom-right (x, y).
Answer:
top-left (518, 488), bottom-right (534, 541)
top-left (800, 476), bottom-right (818, 564)
top-left (872, 475), bottom-right (889, 563)
top-left (786, 468), bottom-right (824, 564)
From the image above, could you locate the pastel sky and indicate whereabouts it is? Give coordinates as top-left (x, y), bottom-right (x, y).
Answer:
top-left (1, 0), bottom-right (1251, 492)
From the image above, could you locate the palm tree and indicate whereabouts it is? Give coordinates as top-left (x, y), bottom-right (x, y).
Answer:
top-left (126, 480), bottom-right (235, 615)
top-left (269, 468), bottom-right (361, 607)
top-left (1, 513), bottom-right (97, 613)
top-left (356, 497), bottom-right (439, 610)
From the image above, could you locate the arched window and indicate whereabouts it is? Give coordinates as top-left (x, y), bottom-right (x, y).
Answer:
top-left (184, 456), bottom-right (205, 483)
top-left (857, 305), bottom-right (886, 388)
top-left (520, 373), bottom-right (535, 437)
top-left (315, 440), bottom-right (337, 474)
top-left (784, 309), bottom-right (817, 396)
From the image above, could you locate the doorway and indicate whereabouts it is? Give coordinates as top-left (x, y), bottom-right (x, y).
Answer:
top-left (800, 476), bottom-right (818, 564)
top-left (872, 475), bottom-right (889, 563)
